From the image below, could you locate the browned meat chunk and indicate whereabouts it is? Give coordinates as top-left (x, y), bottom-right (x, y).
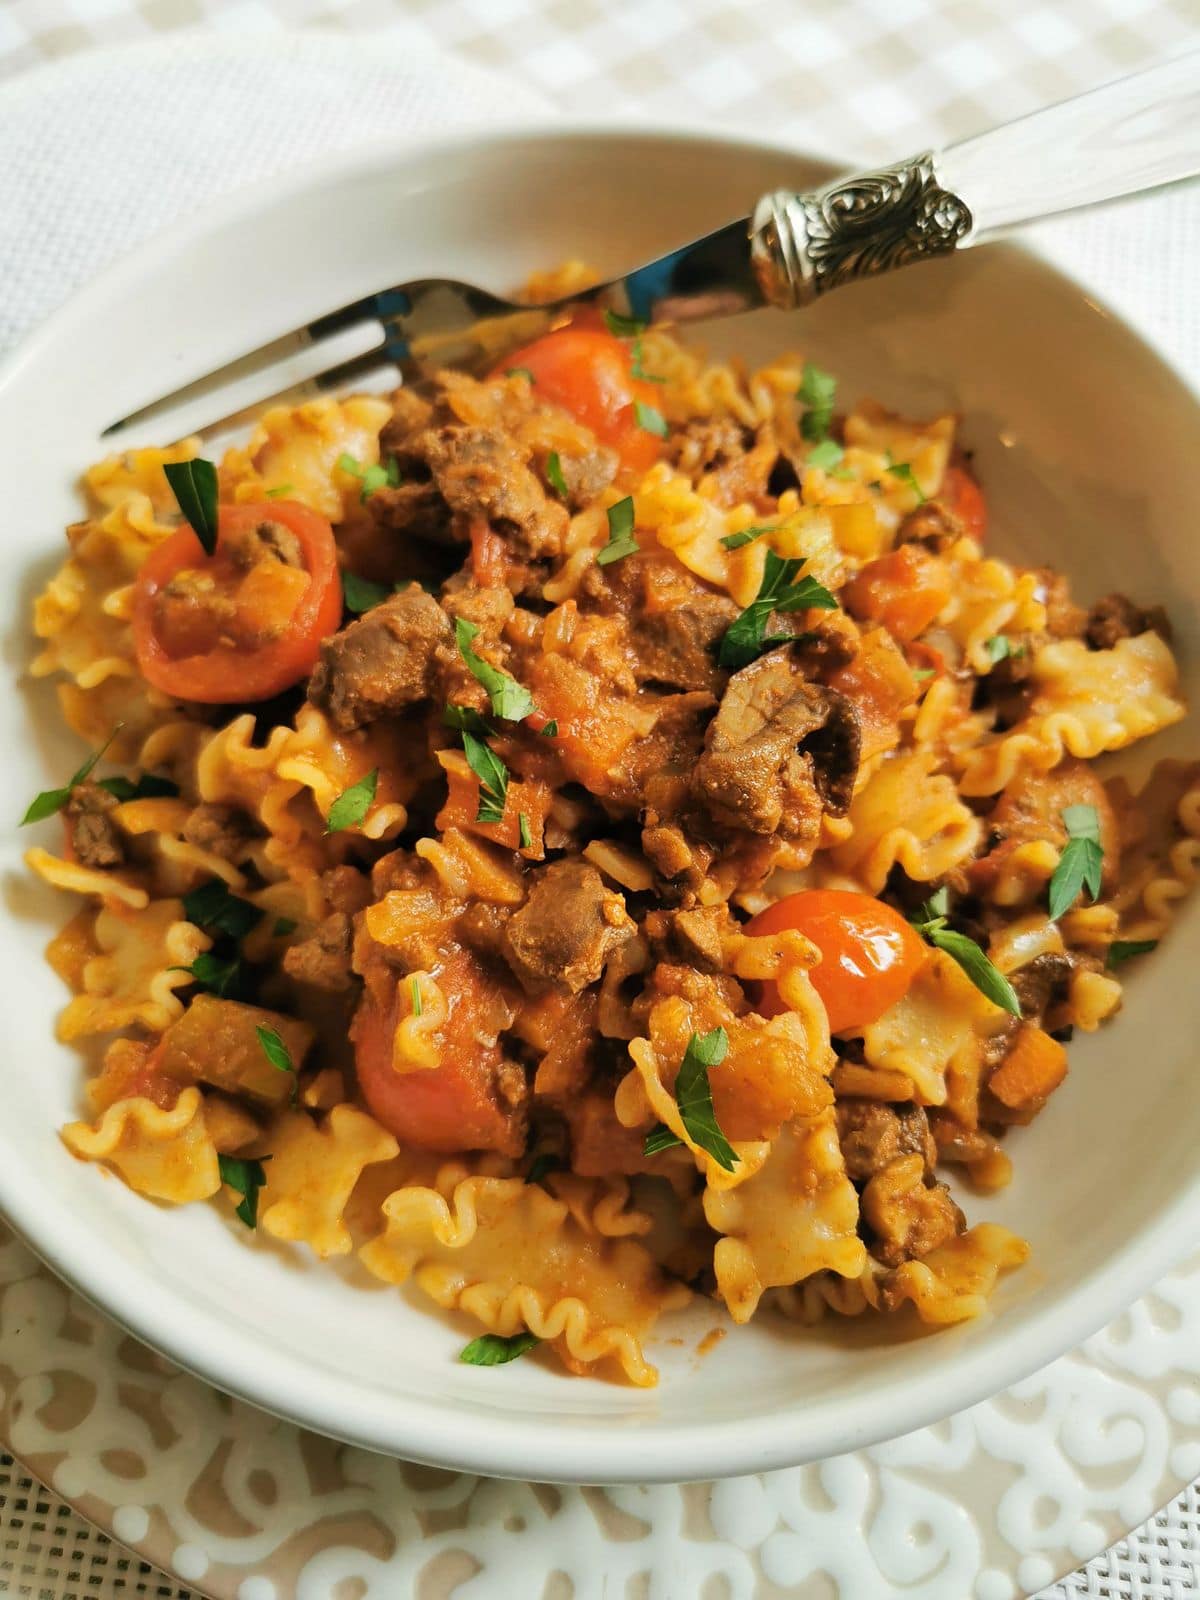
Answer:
top-left (975, 758), bottom-right (1120, 895)
top-left (861, 1152), bottom-right (965, 1266)
top-left (282, 912), bottom-right (355, 992)
top-left (643, 905), bottom-right (728, 972)
top-left (66, 781), bottom-right (124, 868)
top-left (581, 553), bottom-right (738, 692)
top-left (666, 415), bottom-right (749, 479)
top-left (1010, 951), bottom-right (1073, 1023)
top-left (693, 652), bottom-right (861, 835)
top-left (182, 804), bottom-right (251, 863)
top-left (1085, 592), bottom-right (1170, 651)
top-left (836, 1101), bottom-right (936, 1182)
top-left (426, 427), bottom-right (567, 557)
top-left (321, 865), bottom-right (373, 917)
top-left (222, 518), bottom-right (303, 570)
top-left (501, 861), bottom-right (636, 994)
top-left (555, 444), bottom-right (618, 510)
top-left (378, 386), bottom-right (434, 455)
top-left (896, 500), bottom-right (962, 553)
top-left (157, 995), bottom-right (313, 1107)
top-left (308, 583), bottom-right (452, 731)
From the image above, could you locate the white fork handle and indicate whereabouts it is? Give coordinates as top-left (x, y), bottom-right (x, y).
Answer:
top-left (942, 50), bottom-right (1200, 235)
top-left (751, 51), bottom-right (1200, 308)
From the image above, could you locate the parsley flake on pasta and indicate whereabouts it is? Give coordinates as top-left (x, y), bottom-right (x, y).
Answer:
top-left (170, 952), bottom-right (243, 999)
top-left (545, 450), bottom-right (568, 498)
top-left (462, 731), bottom-right (509, 824)
top-left (644, 1027), bottom-right (739, 1173)
top-left (911, 890), bottom-right (1021, 1016)
top-left (342, 571), bottom-right (392, 614)
top-left (597, 496), bottom-right (639, 566)
top-left (182, 879), bottom-right (262, 940)
top-left (326, 769), bottom-right (379, 834)
top-left (1107, 939), bottom-right (1158, 968)
top-left (455, 617), bottom-right (535, 721)
top-left (718, 550), bottom-right (837, 670)
top-left (1047, 804), bottom-right (1104, 920)
top-left (460, 1331), bottom-right (541, 1366)
top-left (21, 727), bottom-right (122, 825)
top-left (885, 459), bottom-right (926, 503)
top-left (338, 451), bottom-right (400, 503)
top-left (219, 1153), bottom-right (270, 1229)
top-left (797, 361), bottom-right (836, 443)
top-left (257, 1025), bottom-right (298, 1103)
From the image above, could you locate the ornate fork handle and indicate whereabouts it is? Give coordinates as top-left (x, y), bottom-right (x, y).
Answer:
top-left (750, 154), bottom-right (973, 309)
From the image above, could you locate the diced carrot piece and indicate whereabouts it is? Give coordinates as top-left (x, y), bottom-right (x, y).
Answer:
top-left (842, 545), bottom-right (953, 642)
top-left (988, 1024), bottom-right (1068, 1110)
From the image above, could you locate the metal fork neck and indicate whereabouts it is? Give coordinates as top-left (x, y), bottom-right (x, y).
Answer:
top-left (749, 152), bottom-right (974, 309)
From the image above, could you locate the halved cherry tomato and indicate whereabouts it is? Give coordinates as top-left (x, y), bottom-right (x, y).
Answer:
top-left (841, 544), bottom-right (953, 643)
top-left (351, 981), bottom-right (524, 1155)
top-left (492, 326), bottom-right (663, 473)
top-left (745, 889), bottom-right (927, 1034)
top-left (941, 463), bottom-right (987, 541)
top-left (132, 499), bottom-right (342, 703)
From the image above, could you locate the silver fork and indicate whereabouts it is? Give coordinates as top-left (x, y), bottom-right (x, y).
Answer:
top-left (104, 52), bottom-right (1199, 440)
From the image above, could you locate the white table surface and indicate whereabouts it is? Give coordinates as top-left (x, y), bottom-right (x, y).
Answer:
top-left (0, 2), bottom-right (1198, 1597)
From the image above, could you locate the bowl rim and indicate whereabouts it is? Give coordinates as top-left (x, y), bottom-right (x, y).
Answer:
top-left (3, 117), bottom-right (1199, 1484)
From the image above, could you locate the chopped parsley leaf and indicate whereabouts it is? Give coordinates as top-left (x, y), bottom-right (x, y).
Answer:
top-left (911, 666), bottom-right (936, 681)
top-left (443, 703), bottom-right (493, 737)
top-left (596, 496), bottom-right (639, 566)
top-left (718, 549), bottom-right (837, 670)
top-left (164, 457), bottom-right (219, 556)
top-left (886, 459), bottom-right (926, 503)
top-left (806, 438), bottom-right (844, 472)
top-left (456, 617), bottom-right (535, 721)
top-left (273, 917), bottom-right (298, 938)
top-left (182, 879), bottom-right (262, 940)
top-left (1047, 805), bottom-right (1103, 920)
top-left (337, 451), bottom-right (400, 503)
top-left (643, 1027), bottom-right (738, 1172)
top-left (1107, 939), bottom-right (1158, 969)
top-left (169, 953), bottom-right (242, 999)
top-left (518, 812), bottom-right (533, 850)
top-left (540, 719), bottom-right (559, 738)
top-left (603, 309), bottom-right (647, 339)
top-left (264, 483), bottom-right (294, 499)
top-left (545, 450), bottom-right (568, 498)
top-left (256, 1025), bottom-right (297, 1104)
top-left (505, 366), bottom-right (535, 383)
top-left (326, 769), bottom-right (378, 833)
top-left (219, 1153), bottom-right (270, 1229)
top-left (96, 772), bottom-right (179, 802)
top-left (410, 976), bottom-right (423, 1016)
top-left (629, 339), bottom-right (665, 383)
top-left (910, 893), bottom-right (1020, 1015)
top-left (462, 730), bottom-right (509, 825)
top-left (22, 726), bottom-right (122, 825)
top-left (984, 635), bottom-right (1017, 663)
top-left (633, 400), bottom-right (668, 437)
top-left (797, 362), bottom-right (836, 443)
top-left (343, 571), bottom-right (392, 614)
top-left (460, 1331), bottom-right (541, 1366)
top-left (719, 523), bottom-right (773, 552)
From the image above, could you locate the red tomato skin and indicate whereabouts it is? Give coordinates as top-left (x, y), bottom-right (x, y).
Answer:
top-left (745, 889), bottom-right (927, 1034)
top-left (493, 326), bottom-right (662, 473)
top-left (351, 986), bottom-right (524, 1156)
top-left (132, 499), bottom-right (341, 703)
top-left (942, 464), bottom-right (987, 541)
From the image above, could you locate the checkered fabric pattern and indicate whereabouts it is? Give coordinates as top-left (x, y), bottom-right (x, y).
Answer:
top-left (1, 4), bottom-right (1198, 1598)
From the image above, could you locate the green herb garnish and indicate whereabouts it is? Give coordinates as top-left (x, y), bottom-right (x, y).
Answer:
top-left (326, 769), bottom-right (378, 833)
top-left (455, 617), bottom-right (534, 721)
top-left (219, 1154), bottom-right (270, 1229)
top-left (540, 720), bottom-right (559, 738)
top-left (545, 450), bottom-right (568, 498)
top-left (505, 366), bottom-right (535, 383)
top-left (718, 549), bottom-right (838, 670)
top-left (337, 452), bottom-right (400, 503)
top-left (22, 727), bottom-right (122, 825)
top-left (984, 635), bottom-right (1015, 663)
top-left (96, 773), bottom-right (179, 802)
top-left (798, 362), bottom-right (836, 443)
top-left (256, 1025), bottom-right (297, 1104)
top-left (164, 458), bottom-right (219, 557)
top-left (643, 1026), bottom-right (738, 1172)
top-left (886, 459), bottom-right (926, 503)
top-left (264, 483), bottom-right (294, 499)
top-left (182, 879), bottom-right (262, 940)
top-left (169, 953), bottom-right (242, 999)
top-left (604, 309), bottom-right (647, 339)
top-left (462, 731), bottom-right (509, 825)
top-left (911, 666), bottom-right (936, 681)
top-left (630, 340), bottom-right (664, 383)
top-left (596, 496), bottom-right (639, 567)
top-left (342, 571), bottom-right (392, 614)
top-left (1107, 939), bottom-right (1158, 969)
top-left (460, 1330), bottom-right (541, 1366)
top-left (410, 976), bottom-right (423, 1016)
top-left (443, 704), bottom-right (493, 736)
top-left (719, 524), bottom-right (773, 552)
top-left (910, 889), bottom-right (1021, 1015)
top-left (806, 439), bottom-right (844, 472)
top-left (518, 812), bottom-right (533, 850)
top-left (1047, 804), bottom-right (1103, 920)
top-left (633, 400), bottom-right (668, 437)
top-left (273, 917), bottom-right (298, 937)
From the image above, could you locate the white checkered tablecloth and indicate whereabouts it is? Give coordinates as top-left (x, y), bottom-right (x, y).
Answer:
top-left (1, 4), bottom-right (1198, 1598)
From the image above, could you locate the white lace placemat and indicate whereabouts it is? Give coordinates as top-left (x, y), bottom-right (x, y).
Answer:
top-left (1, 6), bottom-right (1198, 1598)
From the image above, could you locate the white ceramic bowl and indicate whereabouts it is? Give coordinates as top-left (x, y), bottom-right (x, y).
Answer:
top-left (2, 126), bottom-right (1198, 1485)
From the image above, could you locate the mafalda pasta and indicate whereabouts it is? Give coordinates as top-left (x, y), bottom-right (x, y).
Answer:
top-left (24, 288), bottom-right (1199, 1386)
